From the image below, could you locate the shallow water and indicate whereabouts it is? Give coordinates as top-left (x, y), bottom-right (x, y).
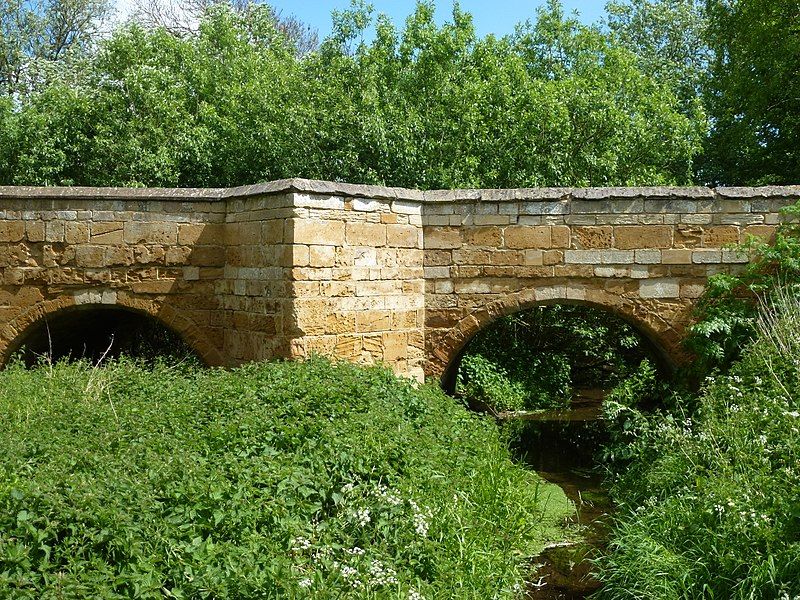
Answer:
top-left (507, 390), bottom-right (613, 599)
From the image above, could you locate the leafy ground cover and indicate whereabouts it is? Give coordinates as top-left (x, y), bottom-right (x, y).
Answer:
top-left (0, 358), bottom-right (572, 599)
top-left (599, 294), bottom-right (800, 598)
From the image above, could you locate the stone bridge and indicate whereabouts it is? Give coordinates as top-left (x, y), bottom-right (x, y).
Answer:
top-left (1, 180), bottom-right (797, 381)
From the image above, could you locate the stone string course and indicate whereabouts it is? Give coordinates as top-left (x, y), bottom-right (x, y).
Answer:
top-left (1, 179), bottom-right (798, 381)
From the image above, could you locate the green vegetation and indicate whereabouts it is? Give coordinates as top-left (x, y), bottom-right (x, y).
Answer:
top-left (0, 358), bottom-right (572, 599)
top-left (598, 293), bottom-right (800, 598)
top-left (456, 305), bottom-right (654, 412)
top-left (685, 202), bottom-right (800, 375)
top-left (0, 1), bottom-right (704, 188)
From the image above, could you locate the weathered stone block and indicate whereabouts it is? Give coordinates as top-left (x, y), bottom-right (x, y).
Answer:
top-left (614, 226), bottom-right (672, 249)
top-left (661, 249), bottom-right (693, 264)
top-left (346, 222), bottom-right (387, 246)
top-left (386, 224), bottom-right (419, 248)
top-left (463, 226), bottom-right (502, 247)
top-left (0, 222), bottom-right (26, 243)
top-left (293, 220), bottom-right (346, 246)
top-left (600, 250), bottom-right (635, 264)
top-left (309, 245), bottom-right (336, 268)
top-left (564, 250), bottom-right (601, 264)
top-left (702, 226), bottom-right (739, 247)
top-left (123, 222), bottom-right (177, 245)
top-left (424, 227), bottom-right (462, 249)
top-left (504, 225), bottom-right (550, 249)
top-left (693, 249), bottom-right (722, 264)
top-left (639, 279), bottom-right (680, 298)
top-left (635, 250), bottom-right (661, 264)
top-left (572, 226), bottom-right (613, 249)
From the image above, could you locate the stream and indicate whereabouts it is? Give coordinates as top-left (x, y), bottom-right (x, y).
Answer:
top-left (505, 390), bottom-right (613, 599)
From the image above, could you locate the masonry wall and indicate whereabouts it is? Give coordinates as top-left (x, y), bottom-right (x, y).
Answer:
top-left (421, 187), bottom-right (797, 377)
top-left (0, 188), bottom-right (228, 365)
top-left (1, 181), bottom-right (799, 381)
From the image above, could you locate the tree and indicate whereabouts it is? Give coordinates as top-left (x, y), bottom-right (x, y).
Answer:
top-left (605, 0), bottom-right (710, 113)
top-left (701, 0), bottom-right (800, 185)
top-left (132, 0), bottom-right (318, 55)
top-left (3, 0), bottom-right (706, 188)
top-left (0, 0), bottom-right (110, 96)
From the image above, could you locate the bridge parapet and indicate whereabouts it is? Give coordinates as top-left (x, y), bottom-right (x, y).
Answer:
top-left (1, 180), bottom-right (798, 381)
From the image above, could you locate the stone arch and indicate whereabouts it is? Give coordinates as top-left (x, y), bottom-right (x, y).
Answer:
top-left (427, 281), bottom-right (696, 386)
top-left (0, 290), bottom-right (224, 367)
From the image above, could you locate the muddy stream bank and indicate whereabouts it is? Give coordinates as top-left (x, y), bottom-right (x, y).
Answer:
top-left (503, 390), bottom-right (613, 599)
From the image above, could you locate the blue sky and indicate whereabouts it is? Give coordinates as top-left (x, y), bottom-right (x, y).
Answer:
top-left (267, 1), bottom-right (609, 39)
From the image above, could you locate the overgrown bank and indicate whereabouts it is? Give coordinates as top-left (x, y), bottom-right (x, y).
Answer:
top-left (0, 358), bottom-right (572, 599)
top-left (599, 294), bottom-right (800, 598)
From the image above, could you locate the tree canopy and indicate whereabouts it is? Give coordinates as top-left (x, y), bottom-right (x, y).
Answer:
top-left (0, 0), bottom-right (796, 188)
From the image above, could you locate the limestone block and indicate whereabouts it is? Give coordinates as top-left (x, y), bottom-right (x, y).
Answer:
top-left (551, 226), bottom-right (570, 248)
top-left (261, 220), bottom-right (283, 244)
top-left (599, 250), bottom-right (635, 264)
top-left (742, 225), bottom-right (777, 243)
top-left (383, 332), bottom-right (409, 361)
top-left (681, 214), bottom-right (713, 224)
top-left (131, 280), bottom-right (175, 294)
top-left (104, 247), bottom-right (135, 266)
top-left (293, 220), bottom-right (346, 246)
top-left (473, 215), bottom-right (510, 226)
top-left (692, 249), bottom-right (722, 264)
top-left (572, 226), bottom-right (613, 249)
top-left (64, 222), bottom-right (89, 244)
top-left (719, 214), bottom-right (764, 225)
top-left (634, 250), bottom-right (661, 264)
top-left (309, 245), bottom-right (336, 268)
top-left (614, 225), bottom-right (672, 249)
top-left (434, 279), bottom-right (454, 294)
top-left (521, 201), bottom-right (569, 215)
top-left (564, 250), bottom-right (601, 264)
top-left (166, 246), bottom-right (192, 265)
top-left (524, 250), bottom-right (544, 266)
top-left (0, 222), bottom-right (26, 243)
top-left (346, 222), bottom-right (387, 246)
top-left (89, 222), bottom-right (122, 244)
top-left (543, 250), bottom-right (564, 265)
top-left (134, 245), bottom-right (166, 265)
top-left (424, 227), bottom-right (462, 249)
top-left (75, 245), bottom-right (106, 268)
top-left (45, 221), bottom-right (65, 242)
top-left (25, 221), bottom-right (45, 242)
top-left (463, 226), bottom-right (502, 247)
top-left (639, 279), bottom-right (680, 298)
top-left (356, 310), bottom-right (392, 333)
top-left (504, 225), bottom-right (550, 249)
top-left (702, 226), bottom-right (739, 247)
top-left (353, 198), bottom-right (381, 212)
top-left (595, 266), bottom-right (629, 278)
top-left (392, 200), bottom-right (421, 215)
top-left (661, 249), bottom-right (693, 265)
top-left (722, 249), bottom-right (750, 263)
top-left (555, 265), bottom-right (594, 277)
top-left (123, 222), bottom-right (177, 245)
top-left (386, 224), bottom-right (419, 248)
top-left (674, 225), bottom-right (704, 248)
top-left (680, 283), bottom-right (706, 298)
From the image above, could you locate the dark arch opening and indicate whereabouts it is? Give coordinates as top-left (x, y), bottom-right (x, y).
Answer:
top-left (8, 306), bottom-right (203, 367)
top-left (443, 302), bottom-right (671, 413)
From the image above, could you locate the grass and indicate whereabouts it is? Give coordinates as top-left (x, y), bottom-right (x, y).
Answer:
top-left (0, 357), bottom-right (572, 599)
